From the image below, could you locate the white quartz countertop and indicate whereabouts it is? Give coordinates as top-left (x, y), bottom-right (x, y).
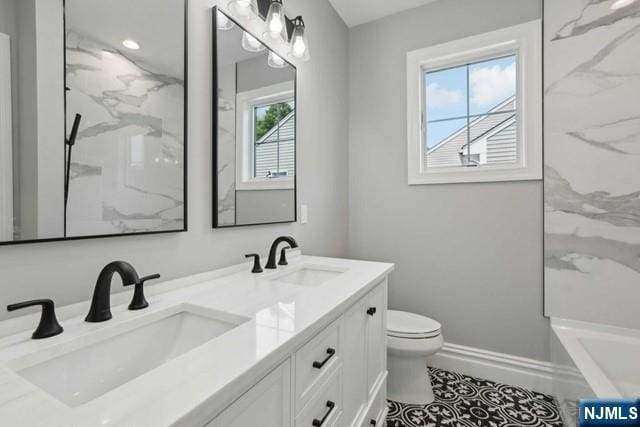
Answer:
top-left (0, 254), bottom-right (394, 427)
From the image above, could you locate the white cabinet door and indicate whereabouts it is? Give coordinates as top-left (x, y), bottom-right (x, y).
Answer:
top-left (341, 297), bottom-right (368, 425)
top-left (207, 360), bottom-right (292, 427)
top-left (366, 281), bottom-right (387, 398)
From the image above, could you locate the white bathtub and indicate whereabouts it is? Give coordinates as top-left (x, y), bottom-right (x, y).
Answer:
top-left (551, 318), bottom-right (640, 425)
top-left (552, 318), bottom-right (640, 398)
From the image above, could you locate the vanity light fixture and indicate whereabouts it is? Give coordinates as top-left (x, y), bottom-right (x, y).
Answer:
top-left (122, 39), bottom-right (140, 50)
top-left (263, 0), bottom-right (287, 43)
top-left (288, 16), bottom-right (310, 62)
top-left (267, 51), bottom-right (287, 68)
top-left (216, 9), bottom-right (236, 30)
top-left (228, 0), bottom-right (258, 19)
top-left (610, 0), bottom-right (637, 8)
top-left (241, 31), bottom-right (266, 52)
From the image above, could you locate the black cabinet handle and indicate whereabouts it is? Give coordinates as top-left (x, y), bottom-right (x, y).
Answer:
top-left (312, 401), bottom-right (335, 426)
top-left (7, 299), bottom-right (63, 339)
top-left (312, 348), bottom-right (336, 369)
top-left (370, 420), bottom-right (377, 426)
top-left (367, 307), bottom-right (377, 316)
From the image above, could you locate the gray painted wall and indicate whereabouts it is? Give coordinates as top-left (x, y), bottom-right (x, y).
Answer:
top-left (0, 0), bottom-right (349, 321)
top-left (236, 54), bottom-right (295, 93)
top-left (236, 190), bottom-right (294, 225)
top-left (348, 0), bottom-right (549, 361)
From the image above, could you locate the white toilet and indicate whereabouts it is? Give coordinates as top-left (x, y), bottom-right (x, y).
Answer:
top-left (386, 310), bottom-right (443, 404)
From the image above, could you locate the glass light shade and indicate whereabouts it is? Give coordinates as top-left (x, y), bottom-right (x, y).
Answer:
top-left (241, 31), bottom-right (265, 52)
top-left (216, 10), bottom-right (235, 30)
top-left (288, 18), bottom-right (310, 62)
top-left (228, 0), bottom-right (258, 19)
top-left (267, 51), bottom-right (287, 68)
top-left (262, 0), bottom-right (287, 43)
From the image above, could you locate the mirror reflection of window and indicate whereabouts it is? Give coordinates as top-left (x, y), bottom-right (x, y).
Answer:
top-left (253, 100), bottom-right (295, 179)
top-left (235, 80), bottom-right (295, 191)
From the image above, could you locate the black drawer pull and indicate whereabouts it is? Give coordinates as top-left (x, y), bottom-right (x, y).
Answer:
top-left (312, 400), bottom-right (335, 426)
top-left (367, 307), bottom-right (377, 316)
top-left (312, 348), bottom-right (336, 369)
top-left (370, 420), bottom-right (377, 426)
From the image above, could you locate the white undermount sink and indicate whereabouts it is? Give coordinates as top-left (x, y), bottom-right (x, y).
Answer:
top-left (9, 304), bottom-right (249, 407)
top-left (270, 264), bottom-right (348, 287)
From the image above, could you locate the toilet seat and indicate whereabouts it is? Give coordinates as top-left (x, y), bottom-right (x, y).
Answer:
top-left (387, 310), bottom-right (441, 339)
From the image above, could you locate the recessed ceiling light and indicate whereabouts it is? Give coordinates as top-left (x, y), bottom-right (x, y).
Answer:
top-left (122, 39), bottom-right (140, 50)
top-left (611, 0), bottom-right (637, 9)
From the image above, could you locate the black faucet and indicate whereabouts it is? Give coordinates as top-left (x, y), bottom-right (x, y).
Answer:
top-left (265, 236), bottom-right (298, 269)
top-left (7, 299), bottom-right (64, 339)
top-left (85, 261), bottom-right (159, 322)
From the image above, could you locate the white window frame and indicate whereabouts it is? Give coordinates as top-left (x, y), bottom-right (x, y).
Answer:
top-left (236, 81), bottom-right (295, 191)
top-left (406, 20), bottom-right (542, 185)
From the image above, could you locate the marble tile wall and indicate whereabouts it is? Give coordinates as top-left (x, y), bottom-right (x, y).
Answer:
top-left (216, 63), bottom-right (237, 226)
top-left (544, 0), bottom-right (640, 328)
top-left (65, 31), bottom-right (184, 236)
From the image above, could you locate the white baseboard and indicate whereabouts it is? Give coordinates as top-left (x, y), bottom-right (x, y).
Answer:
top-left (426, 342), bottom-right (553, 395)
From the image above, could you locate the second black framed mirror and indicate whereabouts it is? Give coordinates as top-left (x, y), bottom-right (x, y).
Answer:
top-left (213, 7), bottom-right (297, 228)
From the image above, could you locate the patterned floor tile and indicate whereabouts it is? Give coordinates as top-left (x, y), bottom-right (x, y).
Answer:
top-left (386, 367), bottom-right (564, 427)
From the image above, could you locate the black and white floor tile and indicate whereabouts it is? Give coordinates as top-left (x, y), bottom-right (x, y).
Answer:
top-left (386, 367), bottom-right (564, 427)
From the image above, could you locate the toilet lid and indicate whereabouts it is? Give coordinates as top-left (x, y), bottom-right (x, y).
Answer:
top-left (387, 310), bottom-right (441, 339)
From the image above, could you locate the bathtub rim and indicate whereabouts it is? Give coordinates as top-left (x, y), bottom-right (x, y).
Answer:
top-left (551, 317), bottom-right (640, 399)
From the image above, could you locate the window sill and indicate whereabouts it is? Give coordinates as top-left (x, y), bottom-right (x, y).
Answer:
top-left (408, 166), bottom-right (542, 185)
top-left (236, 178), bottom-right (295, 191)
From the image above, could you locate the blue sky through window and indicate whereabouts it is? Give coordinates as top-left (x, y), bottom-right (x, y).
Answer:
top-left (425, 55), bottom-right (516, 149)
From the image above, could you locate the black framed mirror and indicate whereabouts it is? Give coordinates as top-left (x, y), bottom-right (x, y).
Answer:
top-left (213, 7), bottom-right (297, 228)
top-left (0, 0), bottom-right (187, 245)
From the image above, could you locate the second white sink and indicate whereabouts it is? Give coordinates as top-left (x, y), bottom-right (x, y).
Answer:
top-left (10, 304), bottom-right (249, 407)
top-left (270, 265), bottom-right (348, 287)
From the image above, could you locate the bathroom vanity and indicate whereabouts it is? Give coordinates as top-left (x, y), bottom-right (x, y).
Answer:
top-left (0, 254), bottom-right (393, 426)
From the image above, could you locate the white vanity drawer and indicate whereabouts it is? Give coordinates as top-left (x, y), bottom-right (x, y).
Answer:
top-left (361, 376), bottom-right (387, 427)
top-left (296, 368), bottom-right (342, 427)
top-left (206, 360), bottom-right (292, 427)
top-left (295, 320), bottom-right (341, 411)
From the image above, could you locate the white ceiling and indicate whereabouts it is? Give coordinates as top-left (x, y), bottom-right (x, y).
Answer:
top-left (328, 0), bottom-right (438, 27)
top-left (67, 0), bottom-right (184, 78)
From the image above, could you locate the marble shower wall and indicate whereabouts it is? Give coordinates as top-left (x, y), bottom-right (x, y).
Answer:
top-left (544, 0), bottom-right (640, 328)
top-left (65, 31), bottom-right (184, 236)
top-left (216, 63), bottom-right (237, 226)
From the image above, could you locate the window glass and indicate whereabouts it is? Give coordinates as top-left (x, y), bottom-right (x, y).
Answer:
top-left (425, 66), bottom-right (467, 122)
top-left (425, 54), bottom-right (517, 169)
top-left (425, 118), bottom-right (467, 169)
top-left (469, 56), bottom-right (516, 116)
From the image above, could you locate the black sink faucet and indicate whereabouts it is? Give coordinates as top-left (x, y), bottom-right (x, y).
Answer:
top-left (265, 236), bottom-right (299, 269)
top-left (85, 261), bottom-right (159, 322)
